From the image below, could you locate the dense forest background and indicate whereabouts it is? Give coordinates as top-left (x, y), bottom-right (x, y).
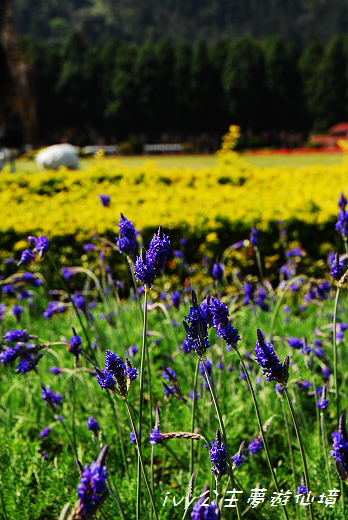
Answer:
top-left (12, 0), bottom-right (348, 48)
top-left (14, 32), bottom-right (348, 147)
top-left (3, 0), bottom-right (348, 147)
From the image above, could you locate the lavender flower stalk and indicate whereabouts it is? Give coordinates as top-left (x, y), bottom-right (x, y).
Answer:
top-left (319, 384), bottom-right (332, 488)
top-left (235, 333), bottom-right (290, 520)
top-left (254, 329), bottom-right (289, 385)
top-left (68, 445), bottom-right (109, 519)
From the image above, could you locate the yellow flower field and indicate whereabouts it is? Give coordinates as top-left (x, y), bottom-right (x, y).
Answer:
top-left (1, 154), bottom-right (346, 245)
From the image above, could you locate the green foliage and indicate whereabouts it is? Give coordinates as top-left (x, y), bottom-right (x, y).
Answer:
top-left (16, 31), bottom-right (348, 145)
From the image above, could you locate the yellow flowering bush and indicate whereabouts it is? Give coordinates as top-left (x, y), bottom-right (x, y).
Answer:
top-left (0, 156), bottom-right (346, 249)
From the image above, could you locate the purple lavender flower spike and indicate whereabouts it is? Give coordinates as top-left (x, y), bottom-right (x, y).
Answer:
top-left (129, 430), bottom-right (139, 444)
top-left (149, 428), bottom-right (164, 445)
top-left (336, 193), bottom-right (348, 237)
top-left (297, 474), bottom-right (307, 496)
top-left (296, 380), bottom-right (312, 390)
top-left (248, 436), bottom-right (263, 455)
top-left (212, 262), bottom-right (224, 282)
top-left (84, 243), bottom-right (96, 252)
top-left (255, 287), bottom-right (269, 312)
top-left (125, 345), bottom-right (138, 358)
top-left (3, 330), bottom-right (30, 343)
top-left (208, 296), bottom-right (240, 348)
top-left (0, 345), bottom-right (21, 363)
top-left (171, 290), bottom-right (180, 309)
top-left (243, 283), bottom-right (254, 305)
top-left (76, 453), bottom-right (109, 516)
top-left (339, 193), bottom-right (347, 210)
top-left (49, 366), bottom-right (61, 375)
top-left (99, 194), bottom-right (110, 207)
top-left (95, 368), bottom-right (116, 390)
top-left (254, 329), bottom-right (288, 385)
top-left (116, 213), bottom-right (137, 255)
top-left (331, 253), bottom-right (345, 281)
top-left (134, 248), bottom-right (156, 288)
top-left (68, 333), bottom-right (82, 360)
top-left (39, 426), bottom-right (51, 439)
top-left (72, 292), bottom-right (86, 313)
top-left (250, 227), bottom-right (258, 247)
top-left (330, 414), bottom-right (348, 480)
top-left (41, 386), bottom-right (63, 408)
top-left (317, 384), bottom-right (329, 410)
top-left (17, 249), bottom-right (35, 267)
top-left (183, 291), bottom-right (210, 356)
top-left (287, 337), bottom-right (303, 350)
top-left (16, 353), bottom-right (40, 374)
top-left (148, 225), bottom-right (170, 273)
top-left (231, 441), bottom-right (245, 467)
top-left (209, 429), bottom-right (227, 480)
top-left (87, 417), bottom-right (101, 434)
top-left (191, 495), bottom-right (220, 520)
top-left (12, 305), bottom-right (24, 322)
top-left (32, 236), bottom-right (49, 258)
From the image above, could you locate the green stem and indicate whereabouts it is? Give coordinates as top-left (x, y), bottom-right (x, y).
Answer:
top-left (106, 475), bottom-right (126, 520)
top-left (320, 412), bottom-right (332, 489)
top-left (128, 257), bottom-right (153, 429)
top-left (47, 252), bottom-right (93, 356)
top-left (125, 399), bottom-right (159, 520)
top-left (269, 275), bottom-right (307, 335)
top-left (343, 236), bottom-right (348, 256)
top-left (190, 358), bottom-right (200, 477)
top-left (236, 350), bottom-right (289, 520)
top-left (280, 397), bottom-right (297, 492)
top-left (72, 357), bottom-right (77, 453)
top-left (284, 387), bottom-right (314, 520)
top-left (59, 415), bottom-right (77, 459)
top-left (312, 376), bottom-right (321, 458)
top-left (333, 286), bottom-right (340, 423)
top-left (340, 479), bottom-right (345, 515)
top-left (255, 247), bottom-right (264, 286)
top-left (201, 361), bottom-right (242, 520)
top-left (0, 484), bottom-right (8, 520)
top-left (137, 286), bottom-right (148, 520)
top-left (106, 392), bottom-right (129, 479)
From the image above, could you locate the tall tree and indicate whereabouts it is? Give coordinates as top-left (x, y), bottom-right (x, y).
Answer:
top-left (173, 41), bottom-right (193, 134)
top-left (190, 40), bottom-right (215, 133)
top-left (56, 32), bottom-right (89, 131)
top-left (311, 35), bottom-right (347, 132)
top-left (262, 35), bottom-right (302, 132)
top-left (133, 41), bottom-right (160, 136)
top-left (223, 36), bottom-right (265, 131)
top-left (299, 39), bottom-right (324, 130)
top-left (209, 38), bottom-right (231, 134)
top-left (20, 38), bottom-right (62, 141)
top-left (153, 40), bottom-right (175, 134)
top-left (105, 42), bottom-right (138, 139)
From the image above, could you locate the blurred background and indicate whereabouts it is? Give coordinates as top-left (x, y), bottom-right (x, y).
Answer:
top-left (1, 0), bottom-right (348, 152)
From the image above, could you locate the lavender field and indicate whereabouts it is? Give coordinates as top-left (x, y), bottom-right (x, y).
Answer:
top-left (1, 198), bottom-right (348, 520)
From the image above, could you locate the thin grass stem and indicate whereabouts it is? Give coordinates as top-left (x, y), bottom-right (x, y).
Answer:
top-left (125, 399), bottom-right (159, 520)
top-left (109, 393), bottom-right (130, 480)
top-left (284, 387), bottom-right (314, 520)
top-left (47, 252), bottom-right (93, 356)
top-left (236, 350), bottom-right (289, 520)
top-left (137, 285), bottom-right (148, 520)
top-left (320, 411), bottom-right (332, 489)
top-left (106, 475), bottom-right (126, 520)
top-left (333, 286), bottom-right (340, 423)
top-left (190, 358), bottom-right (200, 477)
top-left (72, 357), bottom-right (77, 453)
top-left (201, 361), bottom-right (242, 520)
top-left (255, 247), bottom-right (264, 286)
